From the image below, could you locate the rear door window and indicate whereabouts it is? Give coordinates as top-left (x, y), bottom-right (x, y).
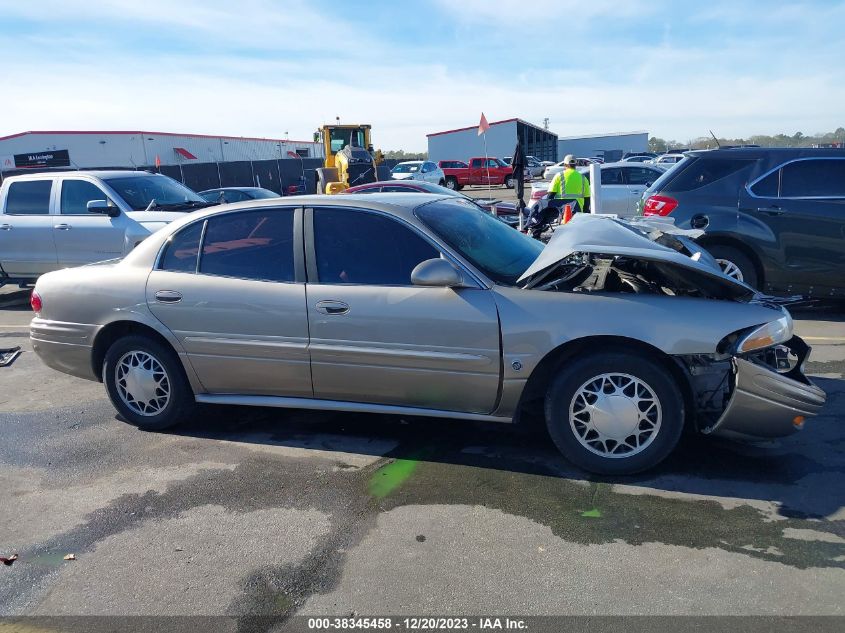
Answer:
top-left (601, 168), bottom-right (623, 185)
top-left (5, 180), bottom-right (52, 214)
top-left (199, 209), bottom-right (295, 282)
top-left (662, 158), bottom-right (755, 193)
top-left (623, 167), bottom-right (659, 186)
top-left (780, 159), bottom-right (845, 197)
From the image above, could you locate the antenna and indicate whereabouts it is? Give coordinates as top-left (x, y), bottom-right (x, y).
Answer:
top-left (709, 130), bottom-right (721, 148)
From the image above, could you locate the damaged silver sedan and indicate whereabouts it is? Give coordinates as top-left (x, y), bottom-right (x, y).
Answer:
top-left (29, 195), bottom-right (826, 475)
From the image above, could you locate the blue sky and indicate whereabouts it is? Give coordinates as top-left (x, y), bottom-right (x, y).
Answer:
top-left (1, 0), bottom-right (843, 150)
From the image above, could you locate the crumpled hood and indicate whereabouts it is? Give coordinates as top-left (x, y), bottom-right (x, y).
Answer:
top-left (391, 172), bottom-right (415, 180)
top-left (517, 214), bottom-right (755, 300)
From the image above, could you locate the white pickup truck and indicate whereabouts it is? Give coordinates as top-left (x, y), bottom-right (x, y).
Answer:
top-left (0, 171), bottom-right (209, 284)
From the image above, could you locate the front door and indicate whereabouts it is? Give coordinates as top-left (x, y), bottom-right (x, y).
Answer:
top-left (54, 178), bottom-right (126, 267)
top-left (0, 178), bottom-right (57, 277)
top-left (146, 206), bottom-right (311, 396)
top-left (305, 206), bottom-right (501, 414)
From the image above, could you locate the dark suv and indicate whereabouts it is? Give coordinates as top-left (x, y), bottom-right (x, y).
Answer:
top-left (642, 148), bottom-right (845, 296)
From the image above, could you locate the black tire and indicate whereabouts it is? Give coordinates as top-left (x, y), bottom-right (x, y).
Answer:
top-left (544, 352), bottom-right (684, 475)
top-left (438, 179), bottom-right (446, 187)
top-left (103, 334), bottom-right (195, 431)
top-left (504, 175), bottom-right (515, 189)
top-left (705, 244), bottom-right (759, 288)
top-left (444, 177), bottom-right (459, 190)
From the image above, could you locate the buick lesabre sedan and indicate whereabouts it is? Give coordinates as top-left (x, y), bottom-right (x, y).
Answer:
top-left (29, 194), bottom-right (826, 474)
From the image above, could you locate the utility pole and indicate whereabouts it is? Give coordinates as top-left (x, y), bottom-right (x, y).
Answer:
top-left (543, 118), bottom-right (549, 131)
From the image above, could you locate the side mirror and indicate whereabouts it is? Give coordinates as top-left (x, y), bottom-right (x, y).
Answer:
top-left (411, 258), bottom-right (464, 288)
top-left (87, 199), bottom-right (120, 218)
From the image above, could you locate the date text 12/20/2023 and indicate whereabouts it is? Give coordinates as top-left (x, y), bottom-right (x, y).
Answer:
top-left (307, 617), bottom-right (528, 630)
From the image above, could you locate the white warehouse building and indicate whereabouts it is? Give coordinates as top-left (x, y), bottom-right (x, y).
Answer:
top-left (427, 118), bottom-right (558, 163)
top-left (0, 130), bottom-right (322, 172)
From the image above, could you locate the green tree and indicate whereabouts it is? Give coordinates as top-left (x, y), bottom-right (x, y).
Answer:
top-left (648, 136), bottom-right (667, 153)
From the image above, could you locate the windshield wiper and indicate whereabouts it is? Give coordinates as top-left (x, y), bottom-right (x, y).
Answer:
top-left (154, 201), bottom-right (212, 211)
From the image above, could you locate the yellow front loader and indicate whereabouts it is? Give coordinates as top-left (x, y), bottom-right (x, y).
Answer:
top-left (314, 124), bottom-right (383, 194)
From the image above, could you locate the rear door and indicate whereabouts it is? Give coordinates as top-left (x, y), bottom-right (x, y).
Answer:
top-left (146, 206), bottom-right (311, 396)
top-left (305, 205), bottom-right (501, 414)
top-left (622, 166), bottom-right (663, 217)
top-left (596, 167), bottom-right (627, 214)
top-left (743, 158), bottom-right (845, 293)
top-left (54, 178), bottom-right (126, 267)
top-left (468, 158), bottom-right (485, 184)
top-left (0, 179), bottom-right (57, 277)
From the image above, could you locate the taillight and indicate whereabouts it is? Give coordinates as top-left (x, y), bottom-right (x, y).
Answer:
top-left (30, 290), bottom-right (43, 313)
top-left (643, 195), bottom-right (678, 216)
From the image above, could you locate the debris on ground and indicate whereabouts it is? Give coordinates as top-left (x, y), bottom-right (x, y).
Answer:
top-left (63, 554), bottom-right (76, 561)
top-left (0, 346), bottom-right (21, 367)
top-left (1, 554), bottom-right (18, 566)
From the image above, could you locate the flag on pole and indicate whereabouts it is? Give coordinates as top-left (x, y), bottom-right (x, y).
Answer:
top-left (478, 112), bottom-right (490, 136)
top-left (154, 155), bottom-right (161, 168)
top-left (286, 151), bottom-right (300, 159)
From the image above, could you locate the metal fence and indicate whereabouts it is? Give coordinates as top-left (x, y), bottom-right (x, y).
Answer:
top-left (0, 158), bottom-right (407, 194)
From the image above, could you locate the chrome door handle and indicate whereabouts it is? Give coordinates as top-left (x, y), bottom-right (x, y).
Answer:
top-left (757, 207), bottom-right (784, 216)
top-left (0, 224), bottom-right (11, 230)
top-left (54, 224), bottom-right (72, 230)
top-left (154, 290), bottom-right (183, 303)
top-left (315, 300), bottom-right (349, 315)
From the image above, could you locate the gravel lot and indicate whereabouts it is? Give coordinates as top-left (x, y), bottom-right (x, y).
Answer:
top-left (0, 284), bottom-right (843, 623)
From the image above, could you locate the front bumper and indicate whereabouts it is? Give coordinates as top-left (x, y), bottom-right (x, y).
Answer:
top-left (706, 337), bottom-right (826, 439)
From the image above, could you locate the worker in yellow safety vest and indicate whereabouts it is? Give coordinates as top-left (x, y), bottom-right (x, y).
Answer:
top-left (546, 154), bottom-right (590, 213)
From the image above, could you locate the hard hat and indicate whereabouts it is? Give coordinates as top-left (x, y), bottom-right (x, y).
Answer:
top-left (564, 154), bottom-right (576, 166)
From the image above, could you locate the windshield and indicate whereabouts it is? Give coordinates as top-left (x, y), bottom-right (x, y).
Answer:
top-left (104, 175), bottom-right (207, 211)
top-left (392, 163), bottom-right (421, 173)
top-left (415, 198), bottom-right (543, 285)
top-left (329, 128), bottom-right (366, 154)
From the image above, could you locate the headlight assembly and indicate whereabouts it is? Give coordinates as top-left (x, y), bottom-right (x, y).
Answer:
top-left (735, 314), bottom-right (793, 354)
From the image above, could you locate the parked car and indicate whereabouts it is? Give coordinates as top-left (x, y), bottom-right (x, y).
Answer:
top-left (0, 171), bottom-right (208, 284)
top-left (649, 154), bottom-right (686, 166)
top-left (343, 180), bottom-right (519, 218)
top-left (30, 196), bottom-right (825, 474)
top-left (438, 157), bottom-right (515, 190)
top-left (542, 158), bottom-right (597, 180)
top-left (622, 152), bottom-right (657, 161)
top-left (198, 187), bottom-right (281, 204)
top-left (621, 155), bottom-right (654, 163)
top-left (641, 148), bottom-right (845, 295)
top-left (531, 162), bottom-right (665, 216)
top-left (390, 161), bottom-right (445, 185)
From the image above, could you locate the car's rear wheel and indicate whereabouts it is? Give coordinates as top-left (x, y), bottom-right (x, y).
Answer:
top-left (504, 175), bottom-right (515, 189)
top-left (706, 245), bottom-right (759, 288)
top-left (544, 352), bottom-right (684, 475)
top-left (445, 177), bottom-right (459, 190)
top-left (103, 335), bottom-right (194, 430)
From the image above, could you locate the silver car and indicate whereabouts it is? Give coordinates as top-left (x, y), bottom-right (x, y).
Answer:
top-left (29, 195), bottom-right (826, 475)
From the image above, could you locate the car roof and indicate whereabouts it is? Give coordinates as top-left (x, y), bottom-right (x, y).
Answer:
top-left (178, 192), bottom-right (455, 224)
top-left (199, 187), bottom-right (270, 193)
top-left (686, 147), bottom-right (845, 159)
top-left (3, 170), bottom-right (156, 180)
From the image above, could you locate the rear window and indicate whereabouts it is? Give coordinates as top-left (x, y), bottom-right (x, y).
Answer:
top-left (660, 157), bottom-right (755, 193)
top-left (5, 180), bottom-right (52, 214)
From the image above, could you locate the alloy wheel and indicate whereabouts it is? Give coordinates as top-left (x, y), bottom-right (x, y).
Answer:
top-left (716, 258), bottom-right (744, 281)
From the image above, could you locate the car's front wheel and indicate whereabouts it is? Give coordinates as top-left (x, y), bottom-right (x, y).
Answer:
top-left (103, 335), bottom-right (194, 430)
top-left (544, 352), bottom-right (684, 475)
top-left (504, 175), bottom-right (515, 189)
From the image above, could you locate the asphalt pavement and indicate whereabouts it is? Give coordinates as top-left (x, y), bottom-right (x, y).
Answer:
top-left (0, 285), bottom-right (843, 622)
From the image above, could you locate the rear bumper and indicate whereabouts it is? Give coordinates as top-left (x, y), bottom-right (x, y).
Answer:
top-left (706, 342), bottom-right (826, 439)
top-left (30, 317), bottom-right (98, 381)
